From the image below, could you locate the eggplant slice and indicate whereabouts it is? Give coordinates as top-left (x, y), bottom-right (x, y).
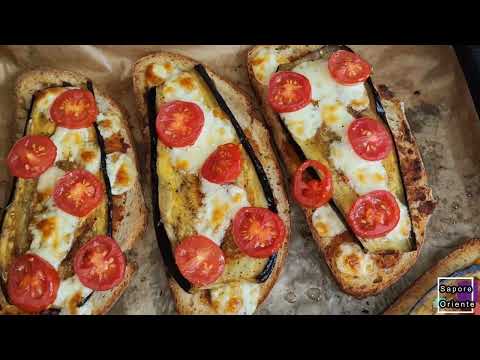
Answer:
top-left (147, 86), bottom-right (191, 292)
top-left (193, 64), bottom-right (278, 283)
top-left (147, 64), bottom-right (282, 293)
top-left (0, 80), bottom-right (114, 312)
top-left (277, 44), bottom-right (415, 251)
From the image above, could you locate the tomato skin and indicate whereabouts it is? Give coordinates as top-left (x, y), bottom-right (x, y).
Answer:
top-left (348, 117), bottom-right (393, 161)
top-left (74, 236), bottom-right (126, 291)
top-left (156, 100), bottom-right (204, 148)
top-left (6, 135), bottom-right (57, 179)
top-left (232, 207), bottom-right (285, 258)
top-left (53, 170), bottom-right (104, 217)
top-left (7, 254), bottom-right (60, 313)
top-left (348, 190), bottom-right (400, 239)
top-left (201, 143), bottom-right (243, 184)
top-left (268, 71), bottom-right (311, 113)
top-left (174, 235), bottom-right (225, 286)
top-left (328, 50), bottom-right (372, 85)
top-left (292, 160), bottom-right (333, 208)
top-left (50, 89), bottom-right (98, 129)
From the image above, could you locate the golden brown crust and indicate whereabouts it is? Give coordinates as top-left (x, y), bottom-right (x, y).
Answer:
top-left (133, 51), bottom-right (290, 314)
top-left (246, 45), bottom-right (436, 298)
top-left (384, 239), bottom-right (480, 315)
top-left (0, 69), bottom-right (147, 315)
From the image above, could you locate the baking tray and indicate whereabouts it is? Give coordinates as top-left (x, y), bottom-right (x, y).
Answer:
top-left (0, 45), bottom-right (478, 314)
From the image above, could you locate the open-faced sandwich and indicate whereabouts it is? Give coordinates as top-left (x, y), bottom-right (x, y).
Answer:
top-left (247, 45), bottom-right (436, 298)
top-left (133, 52), bottom-right (290, 314)
top-left (385, 239), bottom-right (480, 315)
top-left (0, 70), bottom-right (146, 315)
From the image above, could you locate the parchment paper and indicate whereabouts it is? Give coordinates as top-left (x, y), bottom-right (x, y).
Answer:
top-left (1, 45), bottom-right (478, 315)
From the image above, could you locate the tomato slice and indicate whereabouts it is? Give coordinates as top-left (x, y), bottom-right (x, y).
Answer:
top-left (6, 135), bottom-right (57, 179)
top-left (348, 117), bottom-right (393, 161)
top-left (50, 89), bottom-right (98, 129)
top-left (292, 160), bottom-right (333, 208)
top-left (268, 71), bottom-right (311, 113)
top-left (201, 143), bottom-right (243, 184)
top-left (232, 207), bottom-right (285, 258)
top-left (74, 235), bottom-right (126, 291)
top-left (7, 254), bottom-right (60, 313)
top-left (348, 190), bottom-right (400, 239)
top-left (174, 235), bottom-right (225, 286)
top-left (156, 100), bottom-right (204, 148)
top-left (328, 50), bottom-right (372, 85)
top-left (53, 170), bottom-right (104, 217)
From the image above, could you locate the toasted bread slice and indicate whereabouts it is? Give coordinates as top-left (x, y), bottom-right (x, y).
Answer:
top-left (247, 45), bottom-right (436, 298)
top-left (0, 69), bottom-right (147, 315)
top-left (133, 51), bottom-right (290, 314)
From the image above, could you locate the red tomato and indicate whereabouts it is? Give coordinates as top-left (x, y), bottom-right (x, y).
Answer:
top-left (174, 235), bottom-right (225, 286)
top-left (53, 170), bottom-right (104, 217)
top-left (268, 71), bottom-right (311, 113)
top-left (232, 207), bottom-right (285, 258)
top-left (7, 254), bottom-right (60, 313)
top-left (292, 160), bottom-right (333, 208)
top-left (201, 143), bottom-right (243, 184)
top-left (348, 190), bottom-right (400, 239)
top-left (156, 100), bottom-right (204, 147)
top-left (50, 89), bottom-right (98, 129)
top-left (6, 135), bottom-right (57, 179)
top-left (74, 235), bottom-right (126, 291)
top-left (328, 50), bottom-right (372, 85)
top-left (348, 117), bottom-right (393, 161)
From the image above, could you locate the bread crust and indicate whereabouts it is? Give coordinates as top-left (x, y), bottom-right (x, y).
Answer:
top-left (133, 51), bottom-right (290, 314)
top-left (384, 239), bottom-right (480, 315)
top-left (0, 69), bottom-right (147, 315)
top-left (246, 45), bottom-right (436, 298)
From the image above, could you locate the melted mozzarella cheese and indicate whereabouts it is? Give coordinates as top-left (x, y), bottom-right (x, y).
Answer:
top-left (280, 103), bottom-right (322, 141)
top-left (335, 242), bottom-right (375, 278)
top-left (96, 112), bottom-right (122, 139)
top-left (329, 140), bottom-right (388, 195)
top-left (33, 87), bottom-right (69, 118)
top-left (29, 204), bottom-right (80, 269)
top-left (194, 179), bottom-right (250, 245)
top-left (321, 101), bottom-right (354, 138)
top-left (51, 127), bottom-right (100, 173)
top-left (250, 47), bottom-right (280, 84)
top-left (292, 59), bottom-right (369, 111)
top-left (312, 205), bottom-right (346, 238)
top-left (385, 200), bottom-right (411, 243)
top-left (29, 122), bottom-right (102, 269)
top-left (150, 62), bottom-right (181, 84)
top-left (160, 71), bottom-right (237, 173)
top-left (54, 276), bottom-right (92, 315)
top-left (162, 71), bottom-right (205, 104)
top-left (363, 199), bottom-right (412, 252)
top-left (169, 106), bottom-right (236, 173)
top-left (37, 166), bottom-right (66, 196)
top-left (210, 281), bottom-right (260, 315)
top-left (277, 59), bottom-right (366, 142)
top-left (106, 153), bottom-right (137, 195)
